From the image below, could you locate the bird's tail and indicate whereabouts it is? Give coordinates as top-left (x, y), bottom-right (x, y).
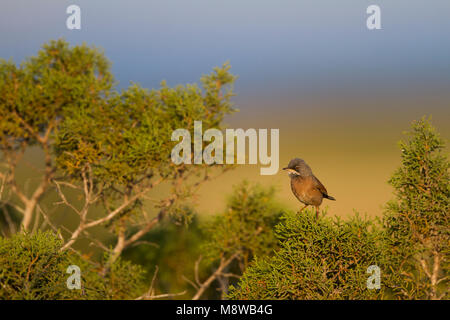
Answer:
top-left (324, 194), bottom-right (336, 201)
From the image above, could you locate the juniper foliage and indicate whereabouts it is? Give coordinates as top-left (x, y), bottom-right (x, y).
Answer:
top-left (203, 182), bottom-right (283, 265)
top-left (0, 231), bottom-right (146, 299)
top-left (228, 210), bottom-right (385, 299)
top-left (383, 117), bottom-right (449, 299)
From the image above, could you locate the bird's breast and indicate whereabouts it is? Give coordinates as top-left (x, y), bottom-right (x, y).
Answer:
top-left (290, 176), bottom-right (323, 206)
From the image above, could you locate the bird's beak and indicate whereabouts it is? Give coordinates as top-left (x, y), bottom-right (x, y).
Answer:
top-left (283, 168), bottom-right (299, 175)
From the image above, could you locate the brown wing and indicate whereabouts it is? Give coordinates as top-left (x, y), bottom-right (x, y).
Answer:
top-left (312, 175), bottom-right (328, 196)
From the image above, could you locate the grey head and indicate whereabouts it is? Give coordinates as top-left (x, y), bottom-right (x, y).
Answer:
top-left (282, 158), bottom-right (313, 177)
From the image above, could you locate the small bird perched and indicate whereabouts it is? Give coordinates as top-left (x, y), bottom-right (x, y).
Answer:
top-left (283, 158), bottom-right (335, 219)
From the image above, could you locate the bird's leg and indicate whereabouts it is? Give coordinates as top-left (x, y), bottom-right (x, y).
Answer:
top-left (315, 206), bottom-right (319, 219)
top-left (298, 204), bottom-right (308, 213)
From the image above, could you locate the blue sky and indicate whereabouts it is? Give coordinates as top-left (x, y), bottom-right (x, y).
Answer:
top-left (1, 0), bottom-right (449, 100)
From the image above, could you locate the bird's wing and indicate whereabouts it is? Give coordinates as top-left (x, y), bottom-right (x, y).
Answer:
top-left (312, 176), bottom-right (328, 196)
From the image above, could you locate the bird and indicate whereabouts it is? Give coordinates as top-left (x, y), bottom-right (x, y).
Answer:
top-left (283, 158), bottom-right (335, 219)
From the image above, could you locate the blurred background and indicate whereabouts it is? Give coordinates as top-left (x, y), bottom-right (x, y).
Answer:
top-left (1, 0), bottom-right (449, 217)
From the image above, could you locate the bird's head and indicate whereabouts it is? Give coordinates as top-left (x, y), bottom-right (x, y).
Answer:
top-left (282, 158), bottom-right (313, 177)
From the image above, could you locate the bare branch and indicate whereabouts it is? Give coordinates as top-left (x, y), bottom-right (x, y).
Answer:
top-left (147, 265), bottom-right (159, 297)
top-left (36, 204), bottom-right (64, 241)
top-left (182, 275), bottom-right (199, 291)
top-left (135, 265), bottom-right (187, 300)
top-left (84, 178), bottom-right (163, 229)
top-left (0, 203), bottom-right (16, 235)
top-left (0, 174), bottom-right (5, 200)
top-left (136, 290), bottom-right (187, 300)
top-left (192, 252), bottom-right (240, 300)
top-left (123, 200), bottom-right (173, 248)
top-left (194, 256), bottom-right (203, 286)
top-left (53, 180), bottom-right (81, 215)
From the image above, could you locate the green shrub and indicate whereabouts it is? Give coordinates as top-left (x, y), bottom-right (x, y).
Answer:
top-left (228, 210), bottom-right (385, 299)
top-left (202, 182), bottom-right (283, 266)
top-left (0, 231), bottom-right (146, 299)
top-left (383, 117), bottom-right (449, 299)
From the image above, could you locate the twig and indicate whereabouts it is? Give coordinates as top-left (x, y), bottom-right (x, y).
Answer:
top-left (182, 275), bottom-right (199, 290)
top-left (192, 252), bottom-right (240, 300)
top-left (136, 291), bottom-right (187, 300)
